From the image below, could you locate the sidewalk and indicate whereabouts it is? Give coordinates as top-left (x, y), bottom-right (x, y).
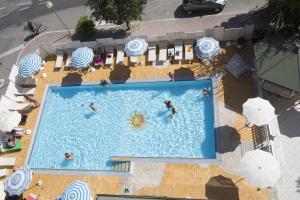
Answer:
top-left (18, 12), bottom-right (247, 61)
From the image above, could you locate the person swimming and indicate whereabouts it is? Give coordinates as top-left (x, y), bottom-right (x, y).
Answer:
top-left (168, 72), bottom-right (175, 82)
top-left (100, 79), bottom-right (110, 87)
top-left (65, 152), bottom-right (73, 160)
top-left (164, 100), bottom-right (173, 109)
top-left (202, 87), bottom-right (211, 96)
top-left (169, 107), bottom-right (177, 119)
top-left (89, 103), bottom-right (97, 111)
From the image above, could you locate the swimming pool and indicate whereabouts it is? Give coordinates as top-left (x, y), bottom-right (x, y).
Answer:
top-left (28, 80), bottom-right (216, 171)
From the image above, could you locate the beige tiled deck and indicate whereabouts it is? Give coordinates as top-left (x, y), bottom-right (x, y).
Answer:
top-left (0, 44), bottom-right (267, 200)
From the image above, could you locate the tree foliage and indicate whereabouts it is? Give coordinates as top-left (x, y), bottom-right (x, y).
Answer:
top-left (86, 0), bottom-right (147, 30)
top-left (266, 0), bottom-right (300, 33)
top-left (75, 16), bottom-right (96, 39)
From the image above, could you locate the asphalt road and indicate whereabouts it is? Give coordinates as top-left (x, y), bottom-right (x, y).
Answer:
top-left (0, 0), bottom-right (267, 56)
top-left (142, 0), bottom-right (267, 21)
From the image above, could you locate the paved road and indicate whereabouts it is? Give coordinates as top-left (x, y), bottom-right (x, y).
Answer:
top-left (0, 0), bottom-right (266, 56)
top-left (142, 0), bottom-right (267, 21)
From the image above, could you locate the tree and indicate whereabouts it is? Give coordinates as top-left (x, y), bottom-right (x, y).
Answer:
top-left (75, 16), bottom-right (96, 39)
top-left (268, 0), bottom-right (300, 33)
top-left (86, 0), bottom-right (147, 30)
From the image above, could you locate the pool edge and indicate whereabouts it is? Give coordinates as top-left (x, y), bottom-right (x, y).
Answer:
top-left (26, 76), bottom-right (221, 174)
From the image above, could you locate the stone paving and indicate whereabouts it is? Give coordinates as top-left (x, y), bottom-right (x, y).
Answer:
top-left (264, 93), bottom-right (300, 200)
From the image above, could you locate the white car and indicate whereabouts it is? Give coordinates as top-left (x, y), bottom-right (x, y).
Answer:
top-left (182, 0), bottom-right (226, 14)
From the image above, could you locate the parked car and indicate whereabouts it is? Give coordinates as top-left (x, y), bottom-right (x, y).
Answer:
top-left (182, 0), bottom-right (226, 14)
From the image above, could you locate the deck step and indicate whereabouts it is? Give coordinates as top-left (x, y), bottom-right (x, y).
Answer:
top-left (111, 161), bottom-right (130, 172)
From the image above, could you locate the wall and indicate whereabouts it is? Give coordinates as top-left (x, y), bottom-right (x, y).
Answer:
top-left (36, 25), bottom-right (255, 55)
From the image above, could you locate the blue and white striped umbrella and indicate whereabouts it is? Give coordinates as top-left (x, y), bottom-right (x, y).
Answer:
top-left (4, 165), bottom-right (32, 196)
top-left (62, 180), bottom-right (92, 200)
top-left (18, 53), bottom-right (42, 76)
top-left (125, 38), bottom-right (148, 57)
top-left (71, 47), bottom-right (94, 69)
top-left (195, 37), bottom-right (220, 59)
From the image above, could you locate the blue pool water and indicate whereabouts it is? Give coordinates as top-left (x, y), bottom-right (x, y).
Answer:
top-left (28, 80), bottom-right (216, 170)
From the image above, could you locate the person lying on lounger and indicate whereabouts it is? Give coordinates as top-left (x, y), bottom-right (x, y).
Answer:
top-left (24, 94), bottom-right (40, 107)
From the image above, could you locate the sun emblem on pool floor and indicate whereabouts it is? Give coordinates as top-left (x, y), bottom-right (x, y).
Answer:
top-left (129, 112), bottom-right (147, 129)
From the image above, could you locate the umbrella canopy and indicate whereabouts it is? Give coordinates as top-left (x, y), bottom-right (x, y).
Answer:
top-left (4, 165), bottom-right (32, 196)
top-left (125, 38), bottom-right (148, 57)
top-left (0, 181), bottom-right (6, 200)
top-left (0, 110), bottom-right (21, 133)
top-left (71, 47), bottom-right (94, 69)
top-left (243, 97), bottom-right (276, 126)
top-left (18, 53), bottom-right (42, 76)
top-left (195, 37), bottom-right (220, 59)
top-left (240, 149), bottom-right (280, 188)
top-left (62, 180), bottom-right (92, 200)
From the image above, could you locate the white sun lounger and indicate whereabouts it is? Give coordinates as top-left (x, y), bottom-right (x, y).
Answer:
top-left (105, 47), bottom-right (114, 65)
top-left (148, 46), bottom-right (156, 63)
top-left (116, 46), bottom-right (124, 65)
top-left (174, 40), bottom-right (183, 60)
top-left (270, 140), bottom-right (286, 166)
top-left (55, 49), bottom-right (64, 69)
top-left (185, 44), bottom-right (194, 61)
top-left (159, 43), bottom-right (167, 61)
top-left (268, 118), bottom-right (281, 137)
top-left (7, 81), bottom-right (35, 96)
top-left (65, 49), bottom-right (73, 68)
top-left (0, 157), bottom-right (16, 167)
top-left (0, 169), bottom-right (7, 178)
top-left (0, 96), bottom-right (32, 111)
top-left (5, 89), bottom-right (25, 103)
top-left (9, 65), bottom-right (37, 86)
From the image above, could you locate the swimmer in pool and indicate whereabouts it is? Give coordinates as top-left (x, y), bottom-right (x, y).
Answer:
top-left (89, 103), bottom-right (97, 111)
top-left (65, 152), bottom-right (73, 160)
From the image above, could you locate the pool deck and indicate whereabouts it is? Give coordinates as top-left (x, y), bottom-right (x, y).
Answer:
top-left (0, 43), bottom-right (269, 200)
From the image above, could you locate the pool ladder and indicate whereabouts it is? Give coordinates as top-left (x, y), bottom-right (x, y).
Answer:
top-left (111, 161), bottom-right (130, 172)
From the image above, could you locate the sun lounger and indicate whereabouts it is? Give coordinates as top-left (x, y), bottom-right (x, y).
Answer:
top-left (262, 80), bottom-right (295, 99)
top-left (0, 96), bottom-right (32, 112)
top-left (5, 89), bottom-right (25, 103)
top-left (105, 47), bottom-right (114, 65)
top-left (267, 117), bottom-right (281, 137)
top-left (0, 157), bottom-right (16, 167)
top-left (185, 44), bottom-right (194, 61)
top-left (159, 43), bottom-right (167, 61)
top-left (116, 46), bottom-right (124, 65)
top-left (7, 81), bottom-right (35, 95)
top-left (65, 49), bottom-right (73, 68)
top-left (270, 140), bottom-right (286, 166)
top-left (174, 40), bottom-right (183, 60)
top-left (9, 65), bottom-right (37, 86)
top-left (55, 49), bottom-right (64, 69)
top-left (148, 46), bottom-right (156, 63)
top-left (225, 54), bottom-right (250, 79)
top-left (0, 169), bottom-right (7, 178)
top-left (1, 141), bottom-right (23, 153)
